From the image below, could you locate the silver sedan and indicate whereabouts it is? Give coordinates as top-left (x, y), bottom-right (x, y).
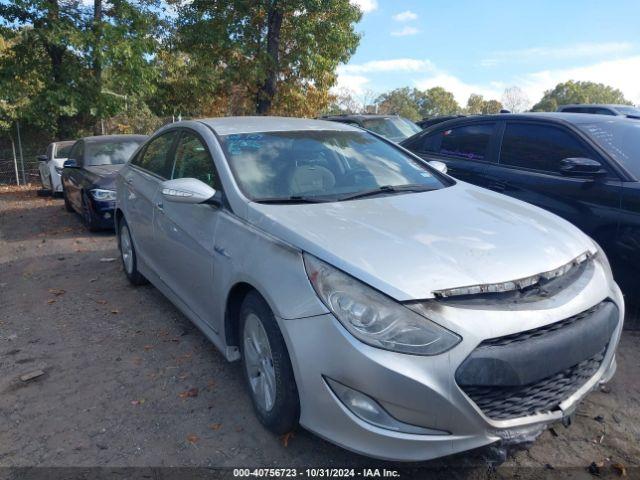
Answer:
top-left (115, 117), bottom-right (623, 461)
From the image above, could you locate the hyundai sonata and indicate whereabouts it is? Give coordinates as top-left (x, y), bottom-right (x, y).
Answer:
top-left (115, 117), bottom-right (623, 461)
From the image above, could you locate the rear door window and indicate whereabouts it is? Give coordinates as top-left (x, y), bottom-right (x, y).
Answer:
top-left (500, 123), bottom-right (592, 173)
top-left (418, 123), bottom-right (496, 161)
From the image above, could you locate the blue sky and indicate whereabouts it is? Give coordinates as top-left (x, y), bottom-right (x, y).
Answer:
top-left (339, 0), bottom-right (640, 106)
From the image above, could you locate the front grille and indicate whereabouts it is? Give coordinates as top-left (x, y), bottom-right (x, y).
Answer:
top-left (481, 301), bottom-right (607, 348)
top-left (462, 349), bottom-right (605, 420)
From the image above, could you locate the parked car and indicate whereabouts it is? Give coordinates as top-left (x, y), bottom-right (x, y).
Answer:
top-left (115, 117), bottom-right (622, 461)
top-left (558, 104), bottom-right (640, 118)
top-left (37, 140), bottom-right (75, 196)
top-left (417, 115), bottom-right (466, 129)
top-left (62, 135), bottom-right (147, 231)
top-left (401, 113), bottom-right (640, 324)
top-left (320, 114), bottom-right (421, 142)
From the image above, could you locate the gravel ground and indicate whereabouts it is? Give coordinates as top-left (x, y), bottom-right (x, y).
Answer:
top-left (1, 186), bottom-right (639, 479)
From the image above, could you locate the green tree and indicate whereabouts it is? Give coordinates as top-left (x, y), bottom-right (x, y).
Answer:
top-left (0, 0), bottom-right (164, 137)
top-left (375, 87), bottom-right (424, 120)
top-left (482, 99), bottom-right (503, 114)
top-left (465, 94), bottom-right (502, 115)
top-left (174, 0), bottom-right (361, 116)
top-left (420, 87), bottom-right (460, 117)
top-left (531, 80), bottom-right (631, 112)
top-left (0, 0), bottom-right (85, 137)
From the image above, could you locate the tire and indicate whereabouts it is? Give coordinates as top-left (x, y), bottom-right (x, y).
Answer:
top-left (118, 217), bottom-right (148, 286)
top-left (63, 187), bottom-right (74, 212)
top-left (240, 291), bottom-right (300, 435)
top-left (81, 191), bottom-right (100, 232)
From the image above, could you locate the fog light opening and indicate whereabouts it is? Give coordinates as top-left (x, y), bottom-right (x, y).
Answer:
top-left (325, 377), bottom-right (448, 436)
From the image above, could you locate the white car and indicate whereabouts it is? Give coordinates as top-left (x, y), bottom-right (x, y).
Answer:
top-left (37, 140), bottom-right (75, 195)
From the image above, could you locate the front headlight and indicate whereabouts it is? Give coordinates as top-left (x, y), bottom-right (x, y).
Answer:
top-left (90, 189), bottom-right (116, 201)
top-left (593, 242), bottom-right (614, 283)
top-left (303, 253), bottom-right (461, 355)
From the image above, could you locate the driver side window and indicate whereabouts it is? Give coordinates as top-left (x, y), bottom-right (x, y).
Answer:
top-left (171, 131), bottom-right (221, 189)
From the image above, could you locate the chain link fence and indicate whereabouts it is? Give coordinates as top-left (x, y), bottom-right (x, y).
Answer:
top-left (0, 116), bottom-right (192, 186)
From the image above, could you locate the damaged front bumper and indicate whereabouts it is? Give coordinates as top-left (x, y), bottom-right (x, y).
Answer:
top-left (277, 257), bottom-right (623, 462)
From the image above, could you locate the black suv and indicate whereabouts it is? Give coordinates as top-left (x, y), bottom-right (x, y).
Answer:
top-left (401, 113), bottom-right (640, 325)
top-left (320, 114), bottom-right (421, 143)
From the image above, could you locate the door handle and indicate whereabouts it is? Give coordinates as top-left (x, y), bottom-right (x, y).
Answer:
top-left (155, 201), bottom-right (164, 213)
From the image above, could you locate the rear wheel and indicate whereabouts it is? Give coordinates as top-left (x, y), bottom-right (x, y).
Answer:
top-left (118, 218), bottom-right (147, 286)
top-left (240, 291), bottom-right (300, 435)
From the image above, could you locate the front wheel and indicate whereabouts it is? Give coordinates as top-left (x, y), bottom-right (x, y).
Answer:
top-left (118, 218), bottom-right (147, 286)
top-left (63, 187), bottom-right (74, 212)
top-left (81, 191), bottom-right (100, 232)
top-left (240, 292), bottom-right (300, 435)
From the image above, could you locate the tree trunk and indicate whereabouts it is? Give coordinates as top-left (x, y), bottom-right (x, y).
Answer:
top-left (256, 2), bottom-right (283, 115)
top-left (92, 0), bottom-right (103, 135)
top-left (43, 1), bottom-right (68, 137)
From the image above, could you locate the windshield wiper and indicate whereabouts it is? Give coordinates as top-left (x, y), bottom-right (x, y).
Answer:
top-left (254, 196), bottom-right (330, 204)
top-left (338, 184), bottom-right (436, 201)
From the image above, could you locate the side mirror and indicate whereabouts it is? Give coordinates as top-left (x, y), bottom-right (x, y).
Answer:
top-left (160, 178), bottom-right (219, 205)
top-left (63, 159), bottom-right (78, 168)
top-left (428, 160), bottom-right (448, 174)
top-left (37, 155), bottom-right (48, 162)
top-left (560, 157), bottom-right (606, 177)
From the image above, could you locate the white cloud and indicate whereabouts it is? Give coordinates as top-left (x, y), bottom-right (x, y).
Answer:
top-left (334, 74), bottom-right (371, 95)
top-left (350, 0), bottom-right (378, 14)
top-left (338, 58), bottom-right (433, 75)
top-left (391, 26), bottom-right (420, 37)
top-left (415, 73), bottom-right (504, 105)
top-left (482, 42), bottom-right (634, 67)
top-left (393, 10), bottom-right (418, 22)
top-left (517, 55), bottom-right (640, 105)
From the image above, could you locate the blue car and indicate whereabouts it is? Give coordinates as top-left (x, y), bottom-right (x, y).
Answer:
top-left (61, 135), bottom-right (147, 231)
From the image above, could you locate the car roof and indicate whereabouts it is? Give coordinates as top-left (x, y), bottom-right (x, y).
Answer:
top-left (559, 104), bottom-right (625, 109)
top-left (81, 134), bottom-right (148, 143)
top-left (197, 116), bottom-right (362, 135)
top-left (321, 114), bottom-right (401, 121)
top-left (423, 111), bottom-right (636, 130)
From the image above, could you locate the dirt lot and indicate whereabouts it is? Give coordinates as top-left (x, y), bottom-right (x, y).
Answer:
top-left (1, 186), bottom-right (639, 479)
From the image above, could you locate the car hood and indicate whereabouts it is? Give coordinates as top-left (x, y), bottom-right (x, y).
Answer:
top-left (247, 182), bottom-right (596, 301)
top-left (85, 164), bottom-right (123, 189)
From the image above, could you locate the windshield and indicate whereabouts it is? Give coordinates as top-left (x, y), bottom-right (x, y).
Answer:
top-left (361, 117), bottom-right (422, 141)
top-left (55, 143), bottom-right (74, 159)
top-left (219, 130), bottom-right (447, 202)
top-left (614, 106), bottom-right (640, 116)
top-left (86, 140), bottom-right (143, 166)
top-left (578, 120), bottom-right (640, 177)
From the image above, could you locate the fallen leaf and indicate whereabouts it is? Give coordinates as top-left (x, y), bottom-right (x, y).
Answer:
top-left (100, 257), bottom-right (117, 263)
top-left (111, 310), bottom-right (119, 314)
top-left (20, 370), bottom-right (45, 382)
top-left (143, 345), bottom-right (153, 351)
top-left (47, 299), bottom-right (56, 304)
top-left (178, 388), bottom-right (199, 399)
top-left (612, 463), bottom-right (627, 477)
top-left (187, 434), bottom-right (199, 444)
top-left (209, 423), bottom-right (222, 431)
top-left (280, 431), bottom-right (295, 447)
top-left (95, 299), bottom-right (107, 305)
top-left (131, 399), bottom-right (145, 406)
